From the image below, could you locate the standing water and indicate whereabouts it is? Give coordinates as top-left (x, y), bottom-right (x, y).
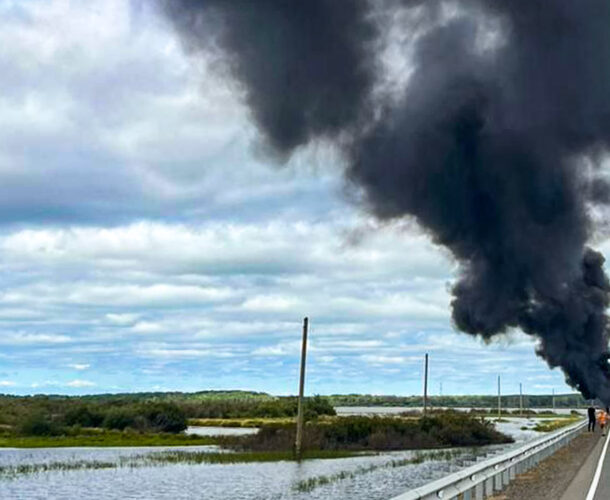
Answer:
top-left (0, 419), bottom-right (555, 499)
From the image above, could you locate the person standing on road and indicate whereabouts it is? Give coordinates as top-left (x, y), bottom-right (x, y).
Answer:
top-left (598, 408), bottom-right (607, 436)
top-left (588, 405), bottom-right (597, 432)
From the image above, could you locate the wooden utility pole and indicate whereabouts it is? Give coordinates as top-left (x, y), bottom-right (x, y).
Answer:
top-left (519, 383), bottom-right (523, 417)
top-left (497, 375), bottom-right (501, 419)
top-left (423, 353), bottom-right (429, 416)
top-left (295, 317), bottom-right (309, 460)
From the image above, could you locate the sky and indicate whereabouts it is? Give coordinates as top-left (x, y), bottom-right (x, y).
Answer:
top-left (0, 0), bottom-right (597, 397)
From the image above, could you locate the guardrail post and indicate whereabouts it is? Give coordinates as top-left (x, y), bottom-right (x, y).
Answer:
top-left (509, 464), bottom-right (516, 480)
top-left (502, 469), bottom-right (510, 486)
top-left (494, 472), bottom-right (502, 491)
top-left (475, 482), bottom-right (484, 500)
top-left (485, 477), bottom-right (494, 496)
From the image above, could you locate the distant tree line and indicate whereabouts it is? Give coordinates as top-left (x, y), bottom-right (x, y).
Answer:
top-left (0, 394), bottom-right (335, 437)
top-left (326, 393), bottom-right (588, 408)
top-left (0, 390), bottom-right (586, 438)
top-left (181, 395), bottom-right (335, 419)
top-left (12, 401), bottom-right (188, 437)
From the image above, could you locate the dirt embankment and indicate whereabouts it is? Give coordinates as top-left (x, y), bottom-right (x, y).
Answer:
top-left (489, 431), bottom-right (601, 500)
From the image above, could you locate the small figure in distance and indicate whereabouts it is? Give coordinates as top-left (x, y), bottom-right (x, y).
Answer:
top-left (598, 408), bottom-right (608, 436)
top-left (588, 405), bottom-right (596, 432)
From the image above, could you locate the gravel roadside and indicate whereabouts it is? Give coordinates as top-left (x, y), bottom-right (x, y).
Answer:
top-left (488, 431), bottom-right (601, 500)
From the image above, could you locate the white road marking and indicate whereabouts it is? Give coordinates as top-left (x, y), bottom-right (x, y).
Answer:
top-left (586, 430), bottom-right (610, 500)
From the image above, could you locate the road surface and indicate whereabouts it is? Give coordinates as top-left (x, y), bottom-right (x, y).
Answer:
top-left (562, 431), bottom-right (610, 500)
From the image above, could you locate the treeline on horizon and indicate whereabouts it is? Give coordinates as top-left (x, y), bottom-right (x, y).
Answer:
top-left (326, 393), bottom-right (589, 408)
top-left (0, 390), bottom-right (590, 409)
top-left (0, 394), bottom-right (337, 437)
top-left (0, 390), bottom-right (587, 440)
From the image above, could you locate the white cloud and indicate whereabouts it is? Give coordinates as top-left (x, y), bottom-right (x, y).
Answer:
top-left (0, 380), bottom-right (16, 387)
top-left (131, 321), bottom-right (165, 334)
top-left (360, 355), bottom-right (411, 365)
top-left (105, 313), bottom-right (140, 325)
top-left (0, 220), bottom-right (451, 280)
top-left (0, 333), bottom-right (72, 346)
top-left (68, 364), bottom-right (90, 371)
top-left (66, 379), bottom-right (96, 388)
top-left (252, 341), bottom-right (301, 357)
top-left (242, 295), bottom-right (302, 313)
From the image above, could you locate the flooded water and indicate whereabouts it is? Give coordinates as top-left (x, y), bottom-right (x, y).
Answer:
top-left (0, 446), bottom-right (502, 500)
top-left (334, 406), bottom-right (583, 416)
top-left (0, 417), bottom-right (565, 499)
top-left (494, 418), bottom-right (541, 443)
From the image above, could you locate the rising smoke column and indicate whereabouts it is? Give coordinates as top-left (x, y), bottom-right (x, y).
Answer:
top-left (161, 0), bottom-right (378, 156)
top-left (162, 0), bottom-right (610, 401)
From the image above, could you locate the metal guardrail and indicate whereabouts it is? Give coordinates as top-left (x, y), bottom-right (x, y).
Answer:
top-left (391, 419), bottom-right (587, 500)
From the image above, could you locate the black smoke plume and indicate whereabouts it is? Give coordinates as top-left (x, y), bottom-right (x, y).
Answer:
top-left (162, 0), bottom-right (378, 156)
top-left (161, 0), bottom-right (610, 401)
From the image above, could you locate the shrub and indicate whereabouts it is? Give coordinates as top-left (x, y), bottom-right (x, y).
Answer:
top-left (19, 413), bottom-right (64, 436)
top-left (304, 396), bottom-right (336, 419)
top-left (103, 409), bottom-right (136, 431)
top-left (234, 414), bottom-right (512, 453)
top-left (64, 406), bottom-right (104, 428)
top-left (141, 402), bottom-right (187, 433)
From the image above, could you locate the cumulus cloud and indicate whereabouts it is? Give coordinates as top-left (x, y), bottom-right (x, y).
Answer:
top-left (66, 379), bottom-right (96, 388)
top-left (0, 0), bottom-right (341, 225)
top-left (68, 364), bottom-right (90, 371)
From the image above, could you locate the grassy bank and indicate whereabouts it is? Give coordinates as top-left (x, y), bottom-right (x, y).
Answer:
top-left (0, 430), bottom-right (219, 448)
top-left (188, 417), bottom-right (294, 427)
top-left (530, 417), bottom-right (581, 432)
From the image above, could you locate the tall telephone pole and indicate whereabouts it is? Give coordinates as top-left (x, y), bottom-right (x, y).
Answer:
top-left (423, 353), bottom-right (429, 416)
top-left (497, 375), bottom-right (501, 419)
top-left (519, 383), bottom-right (523, 417)
top-left (295, 317), bottom-right (309, 460)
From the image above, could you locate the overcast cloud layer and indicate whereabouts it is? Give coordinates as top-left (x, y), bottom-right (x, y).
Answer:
top-left (0, 0), bottom-right (592, 396)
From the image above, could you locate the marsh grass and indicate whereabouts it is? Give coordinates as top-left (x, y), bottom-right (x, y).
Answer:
top-left (0, 430), bottom-right (219, 448)
top-left (142, 449), bottom-right (361, 465)
top-left (188, 417), bottom-right (294, 428)
top-left (0, 460), bottom-right (121, 479)
top-left (0, 449), bottom-right (364, 479)
top-left (293, 449), bottom-right (465, 493)
top-left (531, 417), bottom-right (581, 432)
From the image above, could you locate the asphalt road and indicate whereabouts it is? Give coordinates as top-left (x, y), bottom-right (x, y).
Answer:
top-left (591, 432), bottom-right (610, 500)
top-left (561, 430), bottom-right (610, 500)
